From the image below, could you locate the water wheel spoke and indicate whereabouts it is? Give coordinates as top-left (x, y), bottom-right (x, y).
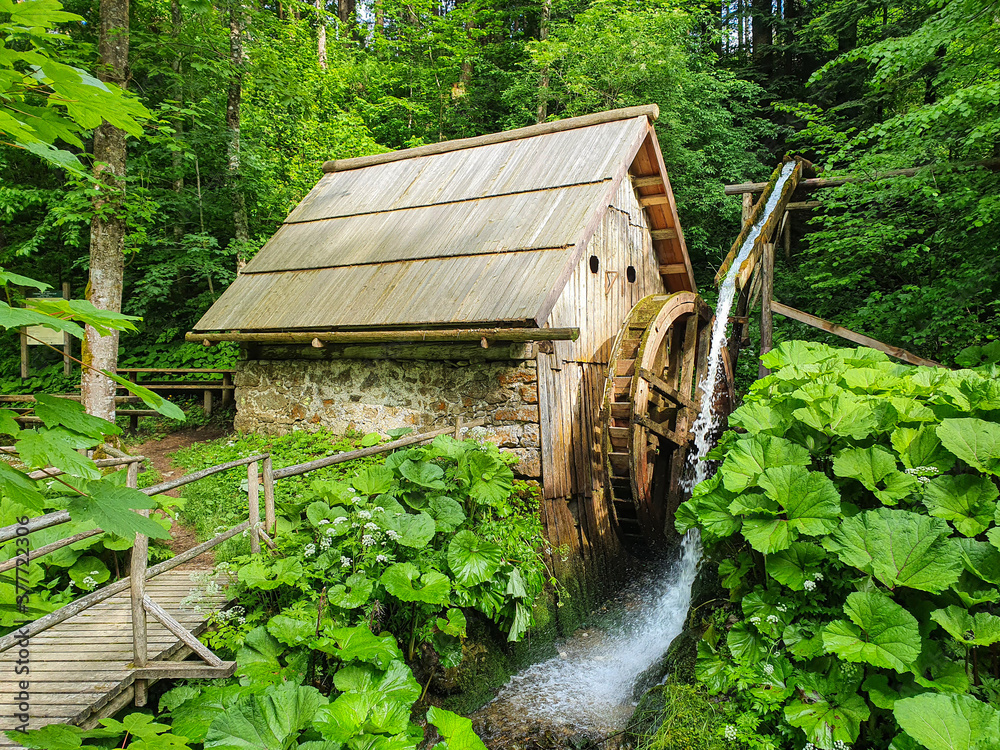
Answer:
top-left (637, 366), bottom-right (697, 411)
top-left (636, 414), bottom-right (688, 446)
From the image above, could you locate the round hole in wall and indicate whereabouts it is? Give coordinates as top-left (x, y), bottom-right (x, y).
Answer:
top-left (626, 265), bottom-right (637, 283)
top-left (589, 255), bottom-right (600, 273)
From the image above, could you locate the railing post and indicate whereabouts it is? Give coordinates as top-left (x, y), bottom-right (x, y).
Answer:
top-left (248, 460), bottom-right (261, 554)
top-left (128, 460), bottom-right (149, 707)
top-left (262, 455), bottom-right (275, 537)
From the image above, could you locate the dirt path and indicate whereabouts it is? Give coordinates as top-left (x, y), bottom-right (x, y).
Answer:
top-left (133, 426), bottom-right (229, 568)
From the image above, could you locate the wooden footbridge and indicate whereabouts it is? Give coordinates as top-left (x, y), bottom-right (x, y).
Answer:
top-left (0, 422), bottom-right (479, 748)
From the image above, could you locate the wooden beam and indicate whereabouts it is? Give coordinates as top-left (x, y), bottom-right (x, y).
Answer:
top-left (786, 201), bottom-right (821, 210)
top-left (650, 228), bottom-right (677, 241)
top-left (186, 327), bottom-right (580, 345)
top-left (637, 366), bottom-right (697, 410)
top-left (639, 194), bottom-right (671, 206)
top-left (724, 158), bottom-right (1000, 195)
top-left (143, 595), bottom-right (224, 667)
top-left (759, 241), bottom-right (775, 378)
top-left (770, 301), bottom-right (945, 368)
top-left (273, 418), bottom-right (486, 479)
top-left (631, 175), bottom-right (663, 188)
top-left (247, 460), bottom-right (261, 555)
top-left (324, 105), bottom-right (659, 173)
top-left (133, 661), bottom-right (236, 680)
top-left (636, 414), bottom-right (688, 446)
top-left (658, 263), bottom-right (687, 276)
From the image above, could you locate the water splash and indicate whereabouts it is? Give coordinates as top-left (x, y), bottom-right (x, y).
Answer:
top-left (686, 160), bottom-right (797, 489)
top-left (478, 535), bottom-right (701, 734)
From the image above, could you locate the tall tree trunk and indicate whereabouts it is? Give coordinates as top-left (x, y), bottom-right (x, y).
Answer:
top-left (338, 0), bottom-right (354, 26)
top-left (170, 0), bottom-right (184, 242)
top-left (751, 0), bottom-right (773, 75)
top-left (82, 0), bottom-right (130, 421)
top-left (227, 0), bottom-right (249, 270)
top-left (316, 0), bottom-right (327, 68)
top-left (535, 0), bottom-right (551, 123)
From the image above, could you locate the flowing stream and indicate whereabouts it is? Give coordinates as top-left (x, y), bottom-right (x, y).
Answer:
top-left (475, 162), bottom-right (797, 745)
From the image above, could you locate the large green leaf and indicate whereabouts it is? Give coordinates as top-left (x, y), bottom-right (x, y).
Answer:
top-left (447, 530), bottom-right (503, 586)
top-left (398, 459), bottom-right (446, 489)
top-left (353, 465), bottom-right (394, 496)
top-left (719, 434), bottom-right (811, 492)
top-left (784, 677), bottom-right (871, 748)
top-left (833, 446), bottom-right (919, 505)
top-left (894, 694), bottom-right (1000, 750)
top-left (766, 542), bottom-right (826, 590)
top-left (923, 475), bottom-right (999, 537)
top-left (823, 591), bottom-right (921, 672)
top-left (380, 562), bottom-right (451, 605)
top-left (235, 627), bottom-right (285, 684)
top-left (463, 451), bottom-right (515, 507)
top-left (328, 572), bottom-right (375, 610)
top-left (104, 371), bottom-right (186, 421)
top-left (758, 464), bottom-right (841, 535)
top-left (385, 512), bottom-right (436, 548)
top-left (792, 391), bottom-right (879, 439)
top-left (238, 558), bottom-right (304, 591)
top-left (426, 706), bottom-right (487, 750)
top-left (930, 605), bottom-right (1000, 646)
top-left (34, 394), bottom-right (120, 439)
top-left (826, 508), bottom-right (961, 592)
top-left (0, 461), bottom-right (45, 510)
top-left (166, 685), bottom-right (251, 743)
top-left (954, 539), bottom-right (1000, 585)
top-left (892, 425), bottom-right (957, 473)
top-left (17, 429), bottom-right (100, 478)
top-left (937, 419), bottom-right (1000, 476)
top-left (204, 682), bottom-right (328, 749)
top-left (319, 626), bottom-right (403, 668)
top-left (68, 482), bottom-right (168, 541)
top-left (428, 496), bottom-right (466, 532)
top-left (728, 400), bottom-right (793, 435)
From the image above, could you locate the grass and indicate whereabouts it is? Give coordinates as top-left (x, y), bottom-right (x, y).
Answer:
top-left (167, 428), bottom-right (390, 559)
top-left (629, 684), bottom-right (729, 750)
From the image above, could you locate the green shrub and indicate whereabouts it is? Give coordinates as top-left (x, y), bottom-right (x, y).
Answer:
top-left (678, 340), bottom-right (1000, 750)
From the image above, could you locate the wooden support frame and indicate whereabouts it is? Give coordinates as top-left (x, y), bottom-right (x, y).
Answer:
top-left (248, 460), bottom-right (261, 554)
top-left (771, 301), bottom-right (944, 367)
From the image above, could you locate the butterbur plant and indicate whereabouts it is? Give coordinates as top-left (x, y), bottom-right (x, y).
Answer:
top-left (678, 341), bottom-right (1000, 750)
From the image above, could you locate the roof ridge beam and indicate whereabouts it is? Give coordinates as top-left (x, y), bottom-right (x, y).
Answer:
top-left (322, 105), bottom-right (660, 174)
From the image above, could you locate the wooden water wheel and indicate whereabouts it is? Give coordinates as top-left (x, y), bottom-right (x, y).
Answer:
top-left (600, 292), bottom-right (733, 551)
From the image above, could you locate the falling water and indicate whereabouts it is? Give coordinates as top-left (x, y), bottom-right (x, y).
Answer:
top-left (686, 160), bottom-right (797, 488)
top-left (476, 162), bottom-right (797, 741)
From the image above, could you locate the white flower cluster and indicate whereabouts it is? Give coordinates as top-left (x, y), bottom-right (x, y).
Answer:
top-left (358, 510), bottom-right (372, 520)
top-left (318, 519), bottom-right (330, 525)
top-left (320, 535), bottom-right (333, 550)
top-left (362, 534), bottom-right (376, 547)
top-left (386, 529), bottom-right (401, 541)
top-left (341, 555), bottom-right (352, 568)
top-left (364, 522), bottom-right (379, 531)
top-left (724, 725), bottom-right (738, 741)
top-left (763, 663), bottom-right (775, 675)
top-left (833, 741), bottom-right (850, 750)
top-left (303, 543), bottom-right (317, 557)
top-left (905, 465), bottom-right (940, 484)
top-left (82, 576), bottom-right (98, 589)
top-left (749, 615), bottom-right (762, 624)
top-left (217, 605), bottom-right (247, 625)
top-left (803, 571), bottom-right (824, 591)
top-left (776, 604), bottom-right (788, 612)
top-left (376, 554), bottom-right (388, 563)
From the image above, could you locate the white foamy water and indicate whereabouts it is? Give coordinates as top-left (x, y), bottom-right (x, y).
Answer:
top-left (481, 534), bottom-right (702, 732)
top-left (686, 160), bottom-right (797, 488)
top-left (477, 163), bottom-right (796, 739)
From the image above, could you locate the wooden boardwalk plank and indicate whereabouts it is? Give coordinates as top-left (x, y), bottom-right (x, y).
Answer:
top-left (0, 569), bottom-right (232, 749)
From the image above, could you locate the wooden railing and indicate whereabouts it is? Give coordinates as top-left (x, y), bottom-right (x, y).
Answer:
top-left (0, 418), bottom-right (483, 706)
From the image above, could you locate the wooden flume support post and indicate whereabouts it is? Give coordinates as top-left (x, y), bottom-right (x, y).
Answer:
top-left (759, 239), bottom-right (776, 378)
top-left (248, 460), bottom-right (261, 554)
top-left (127, 460), bottom-right (149, 707)
top-left (62, 282), bottom-right (72, 377)
top-left (263, 455), bottom-right (275, 536)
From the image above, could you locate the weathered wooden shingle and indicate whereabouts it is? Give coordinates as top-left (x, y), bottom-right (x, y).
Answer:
top-left (193, 107), bottom-right (690, 334)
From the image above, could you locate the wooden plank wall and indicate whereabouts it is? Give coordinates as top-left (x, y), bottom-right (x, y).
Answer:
top-left (539, 177), bottom-right (669, 570)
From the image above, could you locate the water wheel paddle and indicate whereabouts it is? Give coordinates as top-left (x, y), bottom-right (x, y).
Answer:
top-left (600, 292), bottom-right (733, 552)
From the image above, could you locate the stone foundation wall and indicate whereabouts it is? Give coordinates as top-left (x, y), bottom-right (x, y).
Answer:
top-left (234, 358), bottom-right (542, 478)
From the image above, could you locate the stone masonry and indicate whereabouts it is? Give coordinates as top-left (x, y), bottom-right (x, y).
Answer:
top-left (234, 358), bottom-right (542, 478)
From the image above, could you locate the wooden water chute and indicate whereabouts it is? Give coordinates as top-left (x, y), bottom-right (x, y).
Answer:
top-left (600, 292), bottom-right (733, 552)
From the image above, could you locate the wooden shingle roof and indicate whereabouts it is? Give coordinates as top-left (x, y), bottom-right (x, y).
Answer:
top-left (192, 106), bottom-right (693, 337)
